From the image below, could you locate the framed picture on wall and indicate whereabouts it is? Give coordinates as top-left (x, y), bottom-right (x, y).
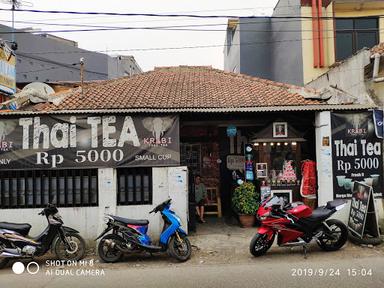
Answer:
top-left (273, 122), bottom-right (288, 138)
top-left (271, 190), bottom-right (292, 204)
top-left (256, 163), bottom-right (268, 178)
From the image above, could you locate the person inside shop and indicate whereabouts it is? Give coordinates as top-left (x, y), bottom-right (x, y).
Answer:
top-left (194, 174), bottom-right (208, 223)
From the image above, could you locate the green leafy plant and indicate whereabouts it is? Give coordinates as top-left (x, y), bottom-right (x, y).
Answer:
top-left (232, 182), bottom-right (259, 215)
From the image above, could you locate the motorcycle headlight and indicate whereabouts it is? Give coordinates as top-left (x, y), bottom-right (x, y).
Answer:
top-left (259, 211), bottom-right (271, 221)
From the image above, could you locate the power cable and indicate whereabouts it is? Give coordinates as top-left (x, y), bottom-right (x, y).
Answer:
top-left (0, 22), bottom-right (380, 34)
top-left (1, 17), bottom-right (379, 33)
top-left (16, 53), bottom-right (108, 75)
top-left (15, 34), bottom-right (379, 55)
top-left (0, 7), bottom-right (382, 20)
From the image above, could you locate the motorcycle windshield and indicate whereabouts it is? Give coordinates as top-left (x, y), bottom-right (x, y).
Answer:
top-left (264, 196), bottom-right (284, 208)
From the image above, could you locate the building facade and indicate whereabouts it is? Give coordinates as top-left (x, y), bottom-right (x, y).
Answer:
top-left (0, 24), bottom-right (142, 85)
top-left (224, 0), bottom-right (384, 85)
top-left (0, 66), bottom-right (380, 241)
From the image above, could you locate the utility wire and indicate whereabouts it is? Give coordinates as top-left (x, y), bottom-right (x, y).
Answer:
top-left (0, 17), bottom-right (322, 32)
top-left (15, 33), bottom-right (378, 55)
top-left (0, 23), bottom-right (380, 34)
top-left (0, 7), bottom-right (382, 20)
top-left (16, 53), bottom-right (108, 75)
top-left (15, 59), bottom-right (372, 76)
top-left (1, 18), bottom-right (379, 33)
top-left (16, 64), bottom-right (76, 74)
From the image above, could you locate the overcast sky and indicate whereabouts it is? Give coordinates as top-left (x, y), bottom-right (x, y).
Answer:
top-left (0, 0), bottom-right (279, 71)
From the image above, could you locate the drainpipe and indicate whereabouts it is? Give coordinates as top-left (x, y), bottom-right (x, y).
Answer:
top-left (318, 0), bottom-right (324, 68)
top-left (312, 0), bottom-right (324, 68)
top-left (312, 0), bottom-right (320, 68)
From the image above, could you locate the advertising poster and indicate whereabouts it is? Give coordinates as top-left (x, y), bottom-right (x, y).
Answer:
top-left (348, 182), bottom-right (371, 237)
top-left (348, 182), bottom-right (379, 238)
top-left (0, 44), bottom-right (16, 95)
top-left (0, 114), bottom-right (180, 169)
top-left (331, 112), bottom-right (383, 199)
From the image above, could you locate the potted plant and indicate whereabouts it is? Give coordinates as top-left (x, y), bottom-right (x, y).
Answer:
top-left (232, 182), bottom-right (259, 227)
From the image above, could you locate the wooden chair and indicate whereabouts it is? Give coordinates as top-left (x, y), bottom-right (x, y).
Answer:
top-left (204, 187), bottom-right (222, 218)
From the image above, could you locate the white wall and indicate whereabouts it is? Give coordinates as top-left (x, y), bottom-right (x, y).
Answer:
top-left (0, 166), bottom-right (189, 244)
top-left (306, 50), bottom-right (374, 105)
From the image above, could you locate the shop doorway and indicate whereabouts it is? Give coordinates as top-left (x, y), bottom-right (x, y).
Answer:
top-left (181, 112), bottom-right (317, 231)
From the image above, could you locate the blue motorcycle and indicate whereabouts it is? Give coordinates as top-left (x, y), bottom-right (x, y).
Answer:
top-left (96, 199), bottom-right (191, 262)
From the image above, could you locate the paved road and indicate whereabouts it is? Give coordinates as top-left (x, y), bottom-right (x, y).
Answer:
top-left (0, 255), bottom-right (383, 288)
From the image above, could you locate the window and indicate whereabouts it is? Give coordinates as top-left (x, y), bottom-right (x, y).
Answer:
top-left (0, 169), bottom-right (98, 209)
top-left (117, 168), bottom-right (152, 205)
top-left (335, 17), bottom-right (379, 61)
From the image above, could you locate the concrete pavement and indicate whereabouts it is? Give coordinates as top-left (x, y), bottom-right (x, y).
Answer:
top-left (0, 217), bottom-right (383, 288)
top-left (0, 254), bottom-right (383, 288)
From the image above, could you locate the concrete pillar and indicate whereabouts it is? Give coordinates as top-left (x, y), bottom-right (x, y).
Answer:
top-left (97, 168), bottom-right (117, 237)
top-left (315, 111), bottom-right (334, 206)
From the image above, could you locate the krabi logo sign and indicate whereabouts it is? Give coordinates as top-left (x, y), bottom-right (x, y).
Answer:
top-left (142, 117), bottom-right (174, 147)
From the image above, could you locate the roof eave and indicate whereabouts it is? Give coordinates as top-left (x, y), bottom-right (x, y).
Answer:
top-left (0, 104), bottom-right (377, 116)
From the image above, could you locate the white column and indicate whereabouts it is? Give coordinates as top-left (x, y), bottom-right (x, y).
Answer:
top-left (97, 168), bottom-right (117, 237)
top-left (315, 111), bottom-right (334, 206)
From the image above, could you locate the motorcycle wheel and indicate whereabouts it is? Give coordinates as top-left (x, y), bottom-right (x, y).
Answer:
top-left (54, 232), bottom-right (86, 261)
top-left (250, 233), bottom-right (275, 257)
top-left (168, 234), bottom-right (191, 262)
top-left (317, 219), bottom-right (348, 251)
top-left (97, 234), bottom-right (124, 263)
top-left (0, 258), bottom-right (8, 269)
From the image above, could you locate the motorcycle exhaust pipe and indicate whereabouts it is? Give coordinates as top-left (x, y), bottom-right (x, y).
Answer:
top-left (104, 239), bottom-right (132, 253)
top-left (280, 240), bottom-right (307, 247)
top-left (0, 248), bottom-right (22, 258)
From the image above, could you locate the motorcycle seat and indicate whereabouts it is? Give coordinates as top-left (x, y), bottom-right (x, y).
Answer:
top-left (109, 215), bottom-right (149, 226)
top-left (0, 222), bottom-right (31, 236)
top-left (326, 199), bottom-right (346, 210)
top-left (303, 207), bottom-right (333, 222)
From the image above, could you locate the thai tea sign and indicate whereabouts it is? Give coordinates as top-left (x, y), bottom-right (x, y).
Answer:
top-left (0, 114), bottom-right (180, 169)
top-left (331, 112), bottom-right (383, 199)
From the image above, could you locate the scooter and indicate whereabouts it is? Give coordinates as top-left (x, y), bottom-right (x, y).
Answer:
top-left (250, 196), bottom-right (348, 257)
top-left (0, 204), bottom-right (86, 269)
top-left (96, 199), bottom-right (191, 262)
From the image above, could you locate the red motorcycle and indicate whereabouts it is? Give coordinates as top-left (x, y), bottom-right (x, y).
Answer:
top-left (250, 196), bottom-right (348, 256)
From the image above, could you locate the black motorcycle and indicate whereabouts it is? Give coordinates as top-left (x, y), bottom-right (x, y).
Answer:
top-left (0, 204), bottom-right (86, 269)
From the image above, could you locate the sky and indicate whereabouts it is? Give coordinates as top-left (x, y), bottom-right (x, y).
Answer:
top-left (0, 0), bottom-right (279, 71)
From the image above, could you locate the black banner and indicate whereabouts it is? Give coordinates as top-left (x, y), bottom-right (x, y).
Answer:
top-left (0, 114), bottom-right (180, 169)
top-left (331, 112), bottom-right (383, 199)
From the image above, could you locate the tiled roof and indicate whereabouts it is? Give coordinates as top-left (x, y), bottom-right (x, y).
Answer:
top-left (31, 66), bottom-right (323, 112)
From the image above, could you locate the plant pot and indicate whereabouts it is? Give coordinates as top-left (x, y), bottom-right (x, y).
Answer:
top-left (238, 214), bottom-right (255, 228)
